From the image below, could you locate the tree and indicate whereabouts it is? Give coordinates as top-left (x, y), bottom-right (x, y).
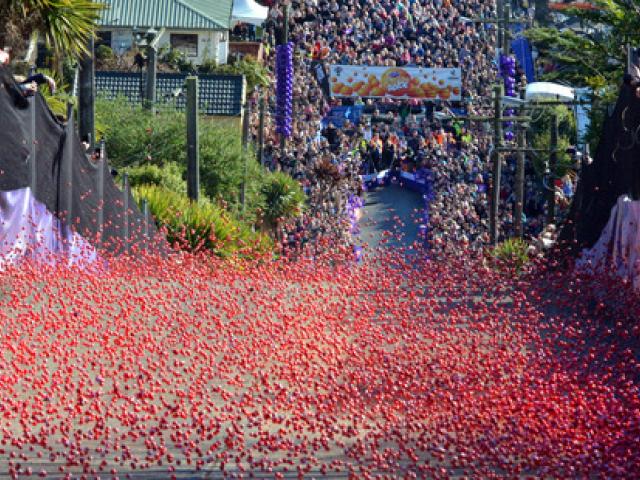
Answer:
top-left (525, 0), bottom-right (640, 149)
top-left (530, 105), bottom-right (577, 178)
top-left (0, 0), bottom-right (104, 63)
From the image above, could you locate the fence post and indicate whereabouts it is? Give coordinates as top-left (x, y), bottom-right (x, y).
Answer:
top-left (145, 45), bottom-right (157, 113)
top-left (242, 99), bottom-right (251, 149)
top-left (123, 172), bottom-right (130, 254)
top-left (143, 199), bottom-right (150, 251)
top-left (29, 96), bottom-right (37, 194)
top-left (61, 101), bottom-right (74, 224)
top-left (96, 139), bottom-right (105, 249)
top-left (79, 36), bottom-right (95, 147)
top-left (489, 84), bottom-right (503, 245)
top-left (186, 76), bottom-right (200, 202)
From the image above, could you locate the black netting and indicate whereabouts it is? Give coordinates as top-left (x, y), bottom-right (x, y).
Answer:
top-left (0, 65), bottom-right (166, 255)
top-left (560, 83), bottom-right (640, 252)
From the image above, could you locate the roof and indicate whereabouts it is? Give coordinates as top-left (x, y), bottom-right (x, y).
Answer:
top-left (98, 0), bottom-right (233, 30)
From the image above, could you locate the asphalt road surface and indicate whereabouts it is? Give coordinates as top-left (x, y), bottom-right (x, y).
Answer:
top-left (357, 183), bottom-right (424, 252)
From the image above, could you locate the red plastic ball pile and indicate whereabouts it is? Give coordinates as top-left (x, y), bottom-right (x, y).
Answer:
top-left (0, 248), bottom-right (638, 479)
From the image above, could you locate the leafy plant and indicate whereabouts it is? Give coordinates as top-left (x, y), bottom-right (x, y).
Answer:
top-left (121, 162), bottom-right (186, 195)
top-left (35, 67), bottom-right (74, 119)
top-left (490, 238), bottom-right (531, 273)
top-left (95, 44), bottom-right (117, 69)
top-left (260, 172), bottom-right (306, 233)
top-left (95, 97), bottom-right (270, 221)
top-left (133, 184), bottom-right (272, 256)
top-left (197, 58), bottom-right (218, 74)
top-left (95, 44), bottom-right (114, 61)
top-left (160, 49), bottom-right (196, 74)
top-left (0, 0), bottom-right (105, 64)
top-left (212, 56), bottom-right (270, 92)
top-left (529, 105), bottom-right (576, 179)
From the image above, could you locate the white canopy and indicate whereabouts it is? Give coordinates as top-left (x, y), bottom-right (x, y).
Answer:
top-left (525, 82), bottom-right (575, 103)
top-left (232, 0), bottom-right (269, 27)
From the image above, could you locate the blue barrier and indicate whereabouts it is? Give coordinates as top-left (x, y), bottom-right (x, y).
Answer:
top-left (322, 105), bottom-right (364, 128)
top-left (511, 37), bottom-right (535, 84)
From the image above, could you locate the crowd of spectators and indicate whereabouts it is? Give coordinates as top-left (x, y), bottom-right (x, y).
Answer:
top-left (251, 0), bottom-right (549, 253)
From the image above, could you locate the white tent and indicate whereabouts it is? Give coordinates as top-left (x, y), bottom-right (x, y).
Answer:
top-left (525, 82), bottom-right (575, 103)
top-left (232, 0), bottom-right (269, 27)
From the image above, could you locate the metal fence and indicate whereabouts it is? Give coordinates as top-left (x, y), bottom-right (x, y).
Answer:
top-left (96, 71), bottom-right (246, 116)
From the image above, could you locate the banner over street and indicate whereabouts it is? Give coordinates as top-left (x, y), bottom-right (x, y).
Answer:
top-left (329, 65), bottom-right (462, 101)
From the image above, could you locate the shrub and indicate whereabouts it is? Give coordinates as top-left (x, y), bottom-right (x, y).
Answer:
top-left (95, 97), bottom-right (152, 164)
top-left (122, 162), bottom-right (186, 195)
top-left (490, 238), bottom-right (530, 273)
top-left (210, 56), bottom-right (269, 92)
top-left (260, 172), bottom-right (306, 231)
top-left (96, 98), bottom-right (269, 220)
top-left (159, 48), bottom-right (196, 73)
top-left (197, 58), bottom-right (218, 74)
top-left (95, 44), bottom-right (114, 61)
top-left (133, 184), bottom-right (272, 256)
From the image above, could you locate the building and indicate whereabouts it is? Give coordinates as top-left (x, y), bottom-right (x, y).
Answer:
top-left (97, 0), bottom-right (233, 65)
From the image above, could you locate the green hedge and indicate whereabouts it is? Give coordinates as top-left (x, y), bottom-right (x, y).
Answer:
top-left (133, 184), bottom-right (272, 257)
top-left (124, 162), bottom-right (186, 195)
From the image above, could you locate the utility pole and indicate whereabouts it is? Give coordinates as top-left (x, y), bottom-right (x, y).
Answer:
top-left (502, 3), bottom-right (511, 52)
top-left (497, 0), bottom-right (504, 52)
top-left (78, 36), bottom-right (95, 148)
top-left (546, 113), bottom-right (558, 226)
top-left (474, 5), bottom-right (528, 54)
top-left (432, 93), bottom-right (532, 244)
top-left (186, 77), bottom-right (200, 202)
top-left (257, 94), bottom-right (266, 166)
top-left (514, 86), bottom-right (526, 238)
top-left (514, 125), bottom-right (526, 238)
top-left (490, 84), bottom-right (504, 245)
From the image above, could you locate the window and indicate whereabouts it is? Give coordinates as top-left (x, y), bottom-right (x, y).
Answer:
top-left (96, 31), bottom-right (112, 49)
top-left (171, 33), bottom-right (198, 57)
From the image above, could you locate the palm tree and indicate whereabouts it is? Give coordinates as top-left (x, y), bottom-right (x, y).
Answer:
top-left (1, 0), bottom-right (104, 63)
